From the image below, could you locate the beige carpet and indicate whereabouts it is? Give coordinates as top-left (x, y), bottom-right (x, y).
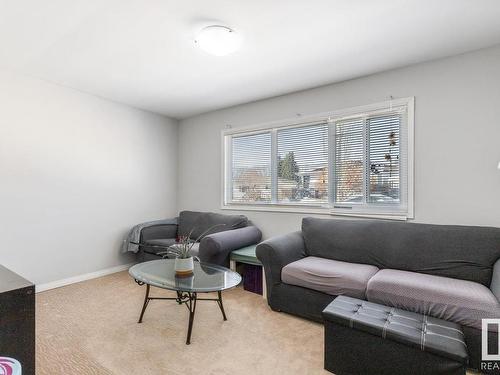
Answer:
top-left (36, 271), bottom-right (328, 375)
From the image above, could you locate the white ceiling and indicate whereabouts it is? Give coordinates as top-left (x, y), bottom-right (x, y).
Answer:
top-left (2, 0), bottom-right (500, 119)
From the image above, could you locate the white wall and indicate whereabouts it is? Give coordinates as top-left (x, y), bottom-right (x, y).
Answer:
top-left (178, 45), bottom-right (500, 239)
top-left (0, 70), bottom-right (178, 285)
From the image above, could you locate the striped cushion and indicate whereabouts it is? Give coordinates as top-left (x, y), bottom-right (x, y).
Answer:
top-left (282, 256), bottom-right (379, 299)
top-left (366, 269), bottom-right (500, 329)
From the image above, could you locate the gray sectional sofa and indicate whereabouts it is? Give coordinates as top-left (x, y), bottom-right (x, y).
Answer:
top-left (256, 217), bottom-right (500, 371)
top-left (139, 210), bottom-right (262, 266)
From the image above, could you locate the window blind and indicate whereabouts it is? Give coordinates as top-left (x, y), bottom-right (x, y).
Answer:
top-left (231, 132), bottom-right (272, 203)
top-left (334, 118), bottom-right (364, 203)
top-left (368, 113), bottom-right (401, 204)
top-left (277, 123), bottom-right (329, 205)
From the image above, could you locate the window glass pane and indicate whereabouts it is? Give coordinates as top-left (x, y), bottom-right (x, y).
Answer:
top-left (277, 124), bottom-right (328, 205)
top-left (368, 114), bottom-right (400, 204)
top-left (334, 118), bottom-right (364, 203)
top-left (231, 133), bottom-right (272, 203)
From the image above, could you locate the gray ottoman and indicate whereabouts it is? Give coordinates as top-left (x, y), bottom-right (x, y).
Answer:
top-left (322, 296), bottom-right (468, 375)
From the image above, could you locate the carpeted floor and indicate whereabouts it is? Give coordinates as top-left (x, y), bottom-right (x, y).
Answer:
top-left (36, 271), bottom-right (328, 375)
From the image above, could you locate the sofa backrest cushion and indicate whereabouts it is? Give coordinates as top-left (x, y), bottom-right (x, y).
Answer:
top-left (302, 217), bottom-right (500, 286)
top-left (178, 211), bottom-right (248, 240)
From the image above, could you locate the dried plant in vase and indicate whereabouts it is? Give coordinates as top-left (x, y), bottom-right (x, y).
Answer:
top-left (165, 224), bottom-right (225, 277)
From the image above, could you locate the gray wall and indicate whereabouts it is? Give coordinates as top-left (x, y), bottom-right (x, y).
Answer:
top-left (0, 70), bottom-right (178, 285)
top-left (178, 45), bottom-right (500, 239)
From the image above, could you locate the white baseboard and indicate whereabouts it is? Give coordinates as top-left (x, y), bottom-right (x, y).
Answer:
top-left (36, 263), bottom-right (135, 293)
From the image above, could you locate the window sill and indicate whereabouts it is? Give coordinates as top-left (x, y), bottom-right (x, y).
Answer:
top-left (221, 204), bottom-right (410, 221)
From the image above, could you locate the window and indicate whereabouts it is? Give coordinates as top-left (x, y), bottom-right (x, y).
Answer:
top-left (230, 133), bottom-right (272, 203)
top-left (223, 98), bottom-right (414, 219)
top-left (277, 123), bottom-right (329, 205)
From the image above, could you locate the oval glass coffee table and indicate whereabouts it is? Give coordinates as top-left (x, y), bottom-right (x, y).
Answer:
top-left (129, 259), bottom-right (241, 344)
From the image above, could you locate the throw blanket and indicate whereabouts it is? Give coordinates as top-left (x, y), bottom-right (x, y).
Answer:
top-left (122, 218), bottom-right (178, 253)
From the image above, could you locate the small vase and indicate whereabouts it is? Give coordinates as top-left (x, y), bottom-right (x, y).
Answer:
top-left (174, 257), bottom-right (194, 277)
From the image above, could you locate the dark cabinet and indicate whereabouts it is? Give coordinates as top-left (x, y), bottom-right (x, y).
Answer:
top-left (0, 265), bottom-right (35, 375)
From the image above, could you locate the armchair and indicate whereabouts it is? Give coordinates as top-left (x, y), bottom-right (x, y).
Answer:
top-left (137, 211), bottom-right (262, 266)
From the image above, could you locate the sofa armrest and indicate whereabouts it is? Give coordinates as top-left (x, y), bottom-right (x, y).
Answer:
top-left (256, 231), bottom-right (306, 287)
top-left (490, 259), bottom-right (500, 302)
top-left (140, 223), bottom-right (178, 242)
top-left (199, 226), bottom-right (262, 265)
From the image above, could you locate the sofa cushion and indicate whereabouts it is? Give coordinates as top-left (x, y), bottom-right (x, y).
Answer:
top-left (301, 217), bottom-right (500, 286)
top-left (281, 256), bottom-right (379, 299)
top-left (178, 211), bottom-right (248, 240)
top-left (143, 238), bottom-right (177, 255)
top-left (366, 269), bottom-right (500, 329)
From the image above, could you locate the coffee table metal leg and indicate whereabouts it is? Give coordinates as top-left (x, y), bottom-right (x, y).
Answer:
top-left (134, 285), bottom-right (230, 344)
top-left (138, 284), bottom-right (150, 323)
top-left (216, 290), bottom-right (227, 321)
top-left (186, 292), bottom-right (197, 345)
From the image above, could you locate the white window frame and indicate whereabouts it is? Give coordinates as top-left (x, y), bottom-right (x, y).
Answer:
top-left (221, 97), bottom-right (414, 220)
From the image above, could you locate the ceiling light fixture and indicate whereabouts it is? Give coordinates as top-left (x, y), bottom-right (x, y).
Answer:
top-left (195, 25), bottom-right (242, 56)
